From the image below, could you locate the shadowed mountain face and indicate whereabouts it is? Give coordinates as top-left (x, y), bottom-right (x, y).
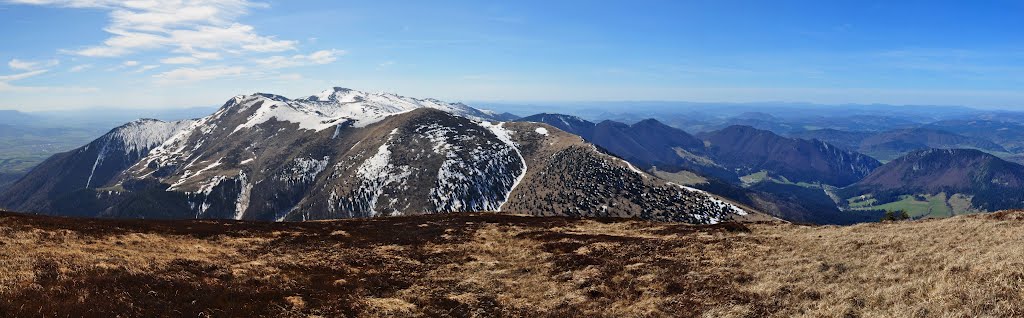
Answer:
top-left (0, 88), bottom-right (749, 224)
top-left (845, 149), bottom-right (1024, 212)
top-left (590, 119), bottom-right (706, 169)
top-left (699, 125), bottom-right (881, 187)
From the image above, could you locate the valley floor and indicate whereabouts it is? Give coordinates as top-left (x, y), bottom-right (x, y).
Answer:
top-left (1, 211), bottom-right (1023, 317)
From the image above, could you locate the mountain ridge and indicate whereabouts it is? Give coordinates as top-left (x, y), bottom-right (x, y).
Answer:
top-left (843, 148), bottom-right (1024, 213)
top-left (0, 87), bottom-right (752, 224)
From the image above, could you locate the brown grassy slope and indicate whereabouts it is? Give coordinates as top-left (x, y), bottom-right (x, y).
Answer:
top-left (1, 210), bottom-right (1023, 317)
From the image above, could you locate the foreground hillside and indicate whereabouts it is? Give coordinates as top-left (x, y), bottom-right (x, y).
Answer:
top-left (2, 211), bottom-right (1023, 317)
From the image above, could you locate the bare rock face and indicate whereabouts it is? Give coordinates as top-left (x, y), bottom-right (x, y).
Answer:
top-left (0, 87), bottom-right (749, 224)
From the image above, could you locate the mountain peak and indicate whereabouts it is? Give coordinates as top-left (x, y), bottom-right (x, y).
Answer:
top-left (215, 87), bottom-right (505, 133)
top-left (596, 119), bottom-right (630, 128)
top-left (308, 87), bottom-right (356, 102)
top-left (849, 147), bottom-right (1024, 212)
top-left (120, 118), bottom-right (164, 126)
top-left (632, 118), bottom-right (666, 127)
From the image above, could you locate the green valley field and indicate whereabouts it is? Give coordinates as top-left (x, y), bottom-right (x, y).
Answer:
top-left (847, 192), bottom-right (980, 219)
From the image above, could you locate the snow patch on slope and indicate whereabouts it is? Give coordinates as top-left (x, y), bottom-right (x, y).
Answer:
top-left (418, 122), bottom-right (525, 212)
top-left (478, 121), bottom-right (529, 212)
top-left (230, 87), bottom-right (498, 134)
top-left (84, 118), bottom-right (196, 188)
top-left (354, 130), bottom-right (411, 216)
top-left (678, 184), bottom-right (749, 217)
top-left (110, 119), bottom-right (197, 155)
top-left (278, 156), bottom-right (330, 184)
top-left (233, 171), bottom-right (252, 220)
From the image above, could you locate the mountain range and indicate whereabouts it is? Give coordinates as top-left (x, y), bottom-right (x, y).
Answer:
top-left (6, 87), bottom-right (1024, 225)
top-left (841, 149), bottom-right (1024, 217)
top-left (0, 88), bottom-right (752, 224)
top-left (516, 114), bottom-right (887, 224)
top-left (792, 128), bottom-right (1008, 162)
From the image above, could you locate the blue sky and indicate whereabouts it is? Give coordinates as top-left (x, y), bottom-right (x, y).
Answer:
top-left (1, 0), bottom-right (1023, 111)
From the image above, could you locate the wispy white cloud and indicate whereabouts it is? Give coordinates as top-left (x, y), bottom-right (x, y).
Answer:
top-left (0, 69), bottom-right (47, 82)
top-left (12, 0), bottom-right (296, 59)
top-left (275, 73), bottom-right (303, 81)
top-left (9, 0), bottom-right (344, 86)
top-left (254, 49), bottom-right (346, 69)
top-left (189, 51), bottom-right (222, 60)
top-left (104, 59), bottom-right (140, 71)
top-left (69, 64), bottom-right (93, 72)
top-left (160, 56), bottom-right (201, 65)
top-left (154, 65), bottom-right (246, 83)
top-left (8, 58), bottom-right (59, 71)
top-left (0, 69), bottom-right (97, 93)
top-left (105, 60), bottom-right (138, 71)
top-left (133, 64), bottom-right (160, 73)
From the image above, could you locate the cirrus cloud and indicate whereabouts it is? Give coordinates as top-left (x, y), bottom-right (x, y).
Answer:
top-left (0, 69), bottom-right (97, 93)
top-left (254, 49), bottom-right (347, 69)
top-left (6, 0), bottom-right (345, 87)
top-left (160, 56), bottom-right (202, 65)
top-left (10, 0), bottom-right (296, 59)
top-left (154, 65), bottom-right (246, 83)
top-left (8, 58), bottom-right (59, 71)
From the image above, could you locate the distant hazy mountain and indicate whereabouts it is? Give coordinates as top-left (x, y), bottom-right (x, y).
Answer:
top-left (0, 88), bottom-right (749, 224)
top-left (924, 120), bottom-right (1024, 153)
top-left (480, 101), bottom-right (983, 124)
top-left (26, 107), bottom-right (218, 128)
top-left (787, 129), bottom-right (872, 150)
top-left (793, 128), bottom-right (1008, 161)
top-left (699, 125), bottom-right (881, 187)
top-left (592, 119), bottom-right (706, 167)
top-left (0, 110), bottom-right (37, 126)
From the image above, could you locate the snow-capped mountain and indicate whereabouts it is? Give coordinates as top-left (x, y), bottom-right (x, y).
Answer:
top-left (0, 118), bottom-right (195, 215)
top-left (0, 87), bottom-right (750, 224)
top-left (224, 87), bottom-right (502, 132)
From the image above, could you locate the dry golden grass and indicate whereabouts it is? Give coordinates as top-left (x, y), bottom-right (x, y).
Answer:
top-left (1, 210), bottom-right (1023, 317)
